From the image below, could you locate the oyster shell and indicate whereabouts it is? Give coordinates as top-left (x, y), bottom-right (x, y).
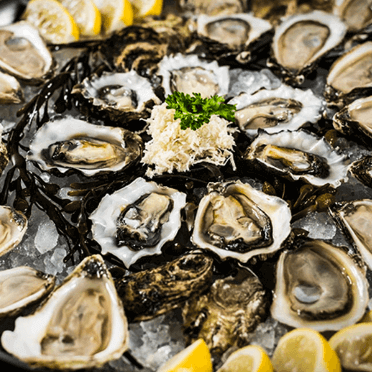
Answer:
top-left (1, 255), bottom-right (129, 370)
top-left (177, 0), bottom-right (249, 16)
top-left (183, 266), bottom-right (268, 356)
top-left (228, 84), bottom-right (324, 136)
top-left (191, 180), bottom-right (292, 263)
top-left (0, 206), bottom-right (28, 257)
top-left (0, 21), bottom-right (54, 82)
top-left (72, 71), bottom-right (161, 122)
top-left (271, 239), bottom-right (369, 331)
top-left (27, 118), bottom-right (143, 177)
top-left (325, 41), bottom-right (372, 103)
top-left (0, 71), bottom-right (23, 104)
top-left (333, 95), bottom-right (372, 145)
top-left (157, 53), bottom-right (229, 98)
top-left (195, 13), bottom-right (272, 63)
top-left (0, 266), bottom-right (55, 318)
top-left (115, 252), bottom-right (214, 322)
top-left (270, 11), bottom-right (347, 83)
top-left (349, 155), bottom-right (372, 188)
top-left (329, 199), bottom-right (372, 271)
top-left (244, 129), bottom-right (349, 187)
top-left (89, 177), bottom-right (187, 268)
top-left (333, 0), bottom-right (372, 32)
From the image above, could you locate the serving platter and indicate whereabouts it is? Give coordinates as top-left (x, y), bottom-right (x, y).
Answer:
top-left (0, 0), bottom-right (372, 371)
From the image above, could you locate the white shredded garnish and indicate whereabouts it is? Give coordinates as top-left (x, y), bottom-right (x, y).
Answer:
top-left (141, 103), bottom-right (239, 178)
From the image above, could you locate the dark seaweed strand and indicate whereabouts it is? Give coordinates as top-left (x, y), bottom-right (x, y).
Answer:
top-left (0, 48), bottom-right (105, 264)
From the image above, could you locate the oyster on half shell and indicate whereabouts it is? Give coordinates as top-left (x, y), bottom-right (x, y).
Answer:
top-left (27, 118), bottom-right (143, 177)
top-left (270, 10), bottom-right (347, 83)
top-left (0, 21), bottom-right (54, 82)
top-left (1, 255), bottom-right (129, 370)
top-left (90, 177), bottom-right (187, 268)
top-left (244, 129), bottom-right (349, 188)
top-left (271, 239), bottom-right (369, 331)
top-left (191, 180), bottom-right (292, 263)
top-left (0, 71), bottom-right (23, 104)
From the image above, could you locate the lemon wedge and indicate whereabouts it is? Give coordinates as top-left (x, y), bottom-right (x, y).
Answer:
top-left (157, 339), bottom-right (213, 372)
top-left (329, 323), bottom-right (372, 371)
top-left (92, 0), bottom-right (133, 34)
top-left (217, 345), bottom-right (273, 372)
top-left (272, 328), bottom-right (341, 372)
top-left (59, 0), bottom-right (102, 36)
top-left (130, 0), bottom-right (163, 19)
top-left (22, 0), bottom-right (79, 44)
top-left (360, 309), bottom-right (372, 323)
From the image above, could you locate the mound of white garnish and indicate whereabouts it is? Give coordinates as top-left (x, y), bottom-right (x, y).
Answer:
top-left (141, 103), bottom-right (238, 178)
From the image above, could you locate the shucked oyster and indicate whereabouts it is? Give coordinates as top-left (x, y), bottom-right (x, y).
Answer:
top-left (270, 11), bottom-right (347, 83)
top-left (0, 21), bottom-right (54, 82)
top-left (244, 129), bottom-right (349, 187)
top-left (0, 71), bottom-right (23, 104)
top-left (90, 177), bottom-right (187, 268)
top-left (1, 255), bottom-right (129, 370)
top-left (195, 13), bottom-right (272, 63)
top-left (228, 84), bottom-right (324, 136)
top-left (325, 42), bottom-right (372, 104)
top-left (271, 239), bottom-right (369, 331)
top-left (157, 53), bottom-right (229, 98)
top-left (27, 118), bottom-right (143, 177)
top-left (115, 252), bottom-right (214, 322)
top-left (192, 180), bottom-right (291, 263)
top-left (333, 0), bottom-right (372, 32)
top-left (72, 71), bottom-right (161, 122)
top-left (0, 206), bottom-right (28, 257)
top-left (177, 0), bottom-right (249, 16)
top-left (0, 266), bottom-right (55, 318)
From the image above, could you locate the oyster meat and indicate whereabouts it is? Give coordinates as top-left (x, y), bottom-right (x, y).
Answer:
top-left (333, 0), bottom-right (372, 32)
top-left (90, 177), bottom-right (187, 268)
top-left (271, 10), bottom-right (347, 82)
top-left (114, 252), bottom-right (214, 322)
top-left (27, 118), bottom-right (143, 177)
top-left (244, 129), bottom-right (349, 187)
top-left (326, 41), bottom-right (372, 102)
top-left (333, 95), bottom-right (372, 144)
top-left (157, 53), bottom-right (229, 98)
top-left (0, 71), bottom-right (23, 104)
top-left (183, 266), bottom-right (268, 356)
top-left (0, 21), bottom-right (54, 81)
top-left (1, 255), bottom-right (129, 370)
top-left (177, 0), bottom-right (249, 16)
top-left (192, 180), bottom-right (292, 263)
top-left (271, 239), bottom-right (369, 331)
top-left (228, 84), bottom-right (324, 136)
top-left (330, 199), bottom-right (372, 271)
top-left (349, 155), bottom-right (372, 188)
top-left (72, 70), bottom-right (161, 121)
top-left (0, 206), bottom-right (28, 257)
top-left (0, 266), bottom-right (55, 318)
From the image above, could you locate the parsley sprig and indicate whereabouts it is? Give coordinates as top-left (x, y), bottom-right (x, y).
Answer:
top-left (165, 92), bottom-right (236, 130)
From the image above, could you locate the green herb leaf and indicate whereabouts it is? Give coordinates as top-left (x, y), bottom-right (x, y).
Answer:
top-left (165, 92), bottom-right (237, 130)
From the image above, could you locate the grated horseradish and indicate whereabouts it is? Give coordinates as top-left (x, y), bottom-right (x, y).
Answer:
top-left (141, 103), bottom-right (238, 178)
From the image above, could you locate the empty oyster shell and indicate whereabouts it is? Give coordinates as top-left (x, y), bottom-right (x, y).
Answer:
top-left (326, 41), bottom-right (372, 103)
top-left (90, 177), bottom-right (187, 268)
top-left (115, 252), bottom-right (214, 322)
top-left (330, 199), bottom-right (372, 271)
top-left (0, 206), bottom-right (28, 257)
top-left (157, 53), bottom-right (229, 98)
top-left (0, 21), bottom-right (54, 82)
top-left (0, 266), bottom-right (55, 318)
top-left (228, 84), bottom-right (324, 136)
top-left (0, 71), bottom-right (23, 104)
top-left (72, 71), bottom-right (161, 122)
top-left (27, 118), bottom-right (143, 177)
top-left (244, 129), bottom-right (349, 187)
top-left (270, 11), bottom-right (347, 83)
top-left (191, 180), bottom-right (292, 263)
top-left (1, 254), bottom-right (129, 370)
top-left (271, 239), bottom-right (369, 331)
